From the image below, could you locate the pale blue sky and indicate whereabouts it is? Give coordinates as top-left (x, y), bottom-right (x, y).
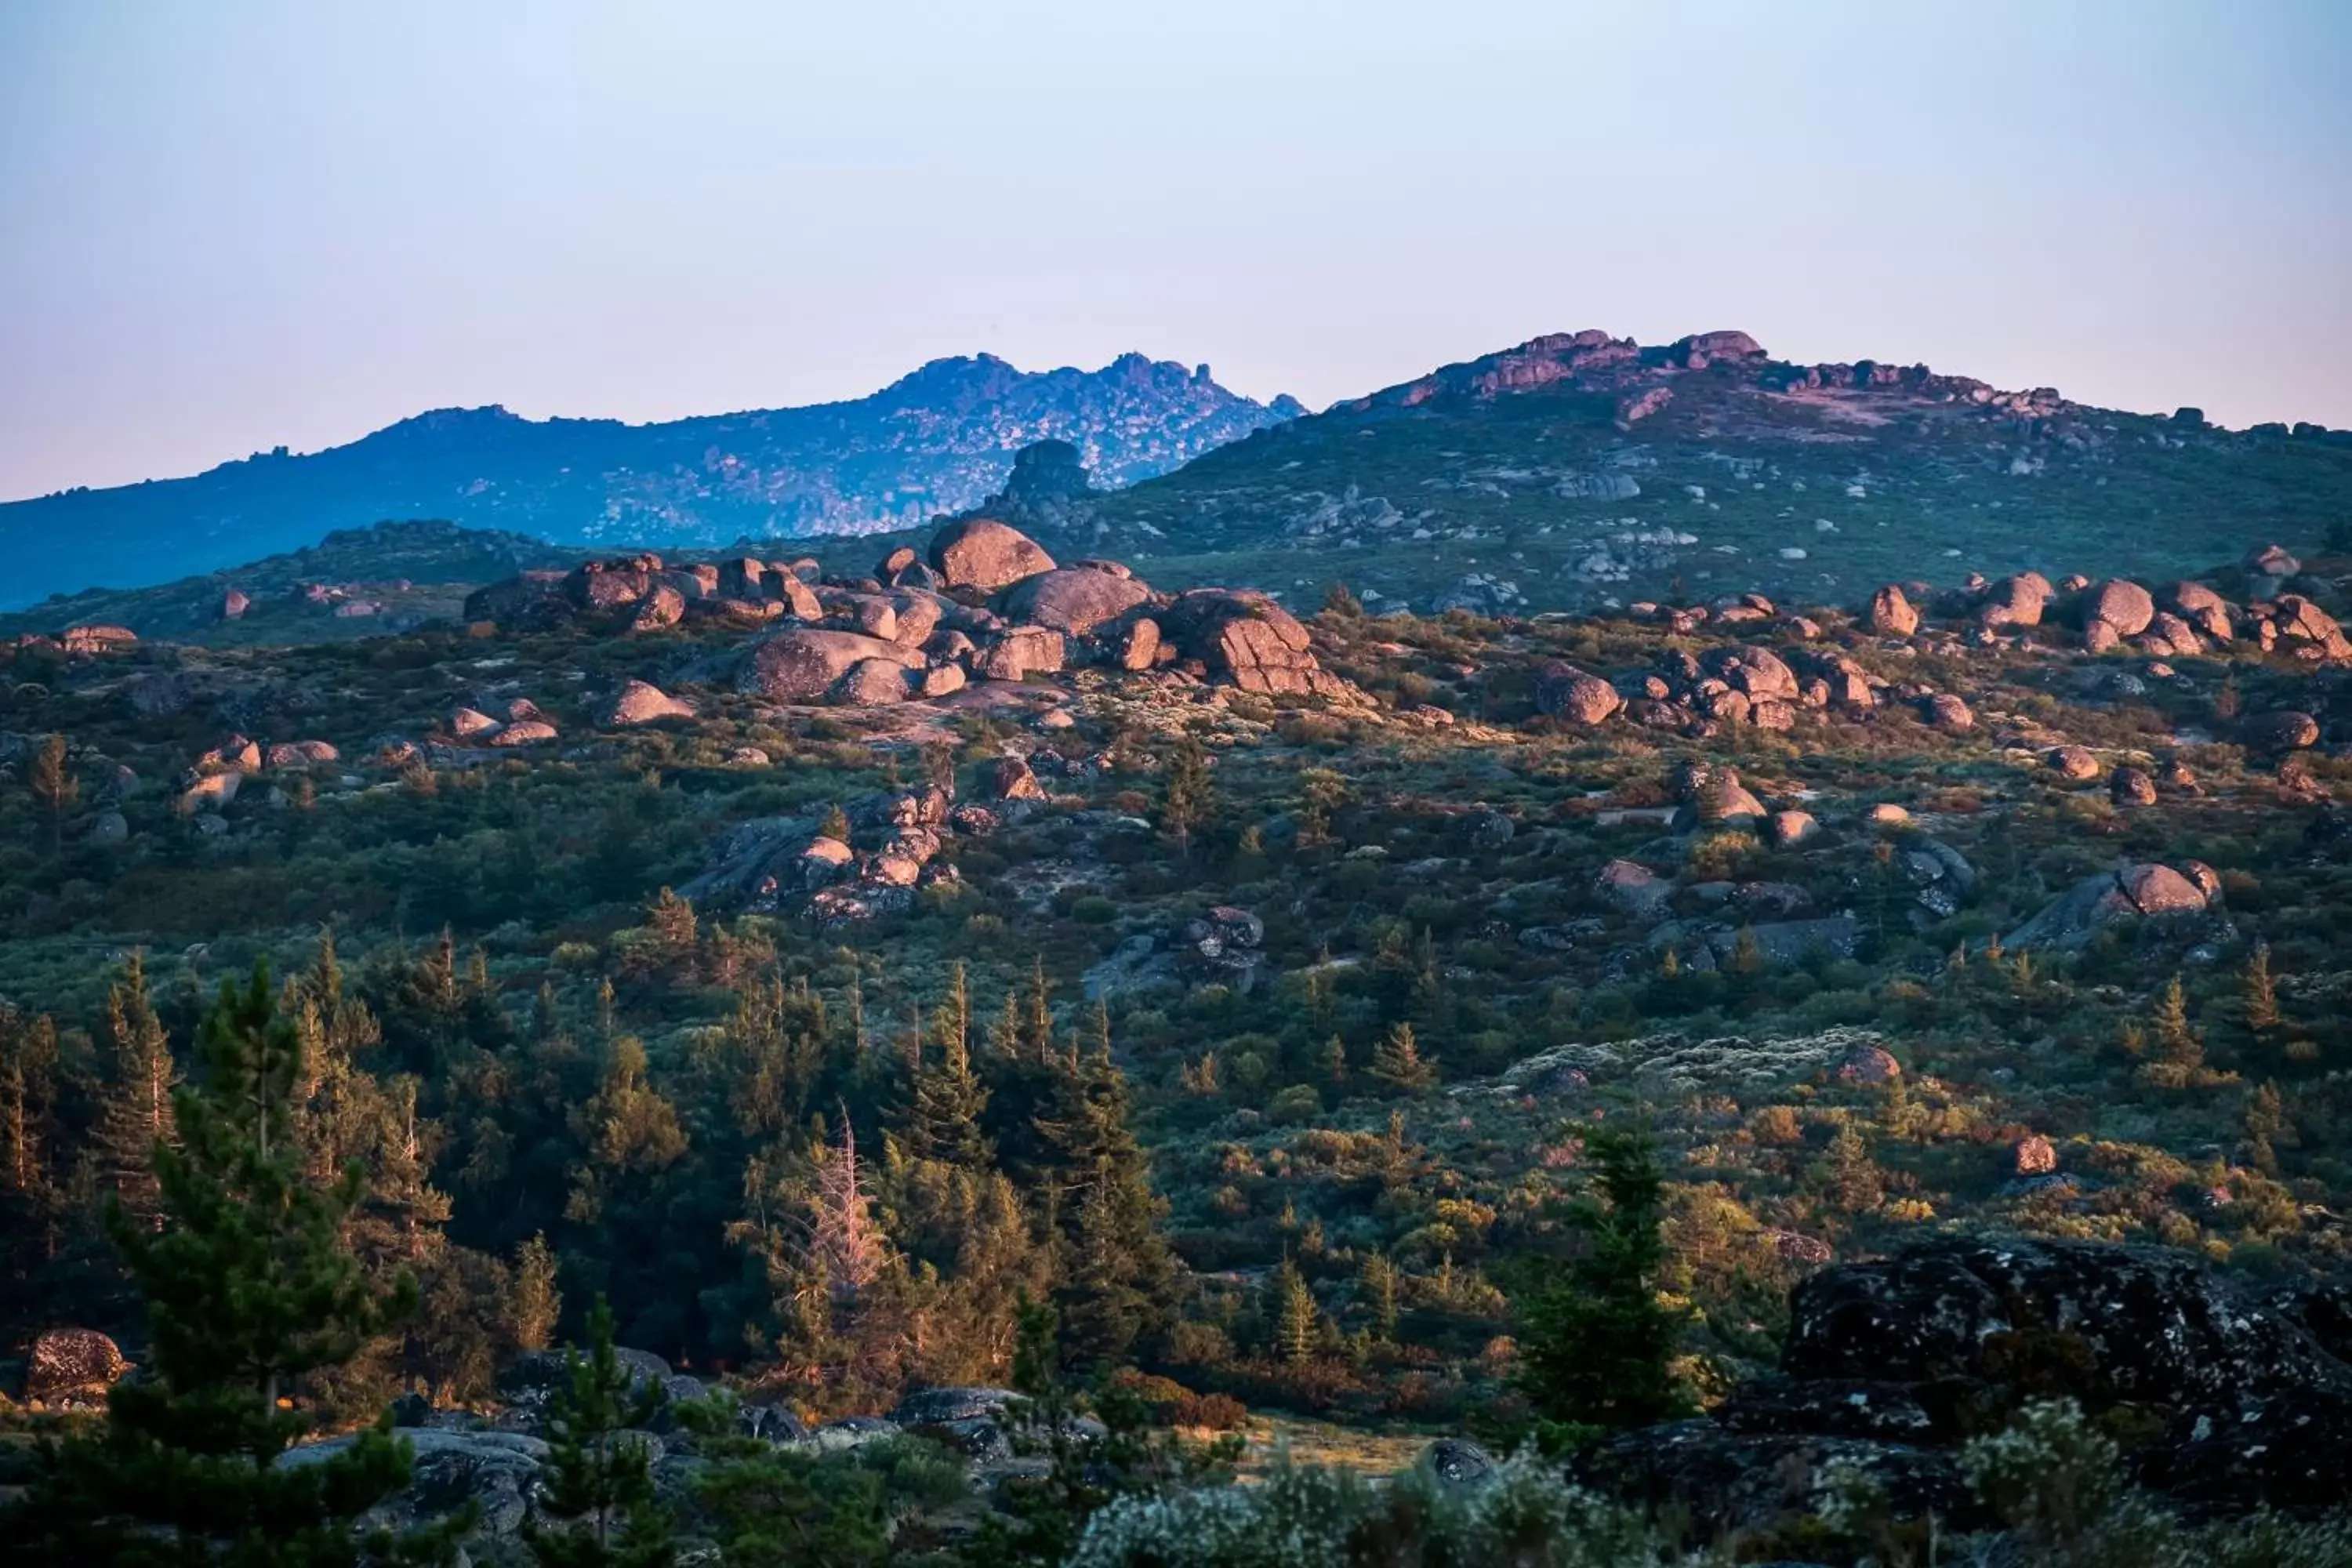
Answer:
top-left (2, 1), bottom-right (2347, 500)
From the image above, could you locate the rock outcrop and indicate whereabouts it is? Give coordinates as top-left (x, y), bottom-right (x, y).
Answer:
top-left (1581, 1236), bottom-right (2352, 1532)
top-left (1160, 589), bottom-right (1351, 697)
top-left (2004, 862), bottom-right (2217, 949)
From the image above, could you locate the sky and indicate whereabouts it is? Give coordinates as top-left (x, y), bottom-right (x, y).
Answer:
top-left (2, 1), bottom-right (2348, 502)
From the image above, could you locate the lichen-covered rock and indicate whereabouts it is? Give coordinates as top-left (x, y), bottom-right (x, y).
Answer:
top-left (927, 517), bottom-right (1058, 593)
top-left (1784, 1236), bottom-right (2352, 1407)
top-left (281, 1428), bottom-right (550, 1543)
top-left (24, 1327), bottom-right (129, 1405)
top-left (266, 740), bottom-right (341, 769)
top-left (1596, 858), bottom-right (1669, 916)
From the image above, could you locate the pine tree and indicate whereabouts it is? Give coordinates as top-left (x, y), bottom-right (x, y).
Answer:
top-left (1158, 737), bottom-right (1214, 858)
top-left (1370, 1022), bottom-right (1437, 1095)
top-left (509, 1233), bottom-right (563, 1352)
top-left (1513, 1120), bottom-right (1692, 1443)
top-left (1273, 1259), bottom-right (1319, 1363)
top-left (2245, 1081), bottom-right (2287, 1176)
top-left (2243, 947), bottom-right (2282, 1033)
top-left (1040, 1040), bottom-right (1177, 1369)
top-left (26, 732), bottom-right (77, 854)
top-left (909, 965), bottom-right (990, 1169)
top-left (0, 1006), bottom-right (67, 1312)
top-left (523, 1296), bottom-right (675, 1568)
top-left (11, 959), bottom-right (458, 1566)
top-left (2152, 974), bottom-right (2202, 1073)
top-left (93, 951), bottom-right (179, 1233)
top-left (1360, 1250), bottom-right (1399, 1341)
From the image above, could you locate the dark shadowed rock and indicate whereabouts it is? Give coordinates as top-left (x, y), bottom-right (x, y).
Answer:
top-left (2005, 862), bottom-right (2211, 949)
top-left (2239, 710), bottom-right (2320, 750)
top-left (1784, 1236), bottom-right (2352, 1408)
top-left (1574, 1424), bottom-right (1970, 1537)
top-left (2110, 765), bottom-right (2157, 807)
top-left (1418, 1437), bottom-right (1496, 1486)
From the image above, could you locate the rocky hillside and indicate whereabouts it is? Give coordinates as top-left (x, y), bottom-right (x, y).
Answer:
top-left (1032, 328), bottom-right (2352, 616)
top-left (0, 519), bottom-right (586, 645)
top-left (0, 353), bottom-right (1301, 608)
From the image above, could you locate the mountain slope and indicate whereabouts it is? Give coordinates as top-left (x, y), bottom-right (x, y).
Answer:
top-left (0, 353), bottom-right (1300, 608)
top-left (1043, 329), bottom-right (2352, 613)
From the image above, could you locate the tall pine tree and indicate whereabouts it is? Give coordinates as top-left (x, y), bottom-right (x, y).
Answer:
top-left (1512, 1120), bottom-right (1692, 1446)
top-left (522, 1296), bottom-right (675, 1568)
top-left (11, 960), bottom-right (460, 1566)
top-left (1039, 1033), bottom-right (1176, 1369)
top-left (93, 950), bottom-right (179, 1234)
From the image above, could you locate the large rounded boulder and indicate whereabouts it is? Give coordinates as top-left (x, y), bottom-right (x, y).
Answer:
top-left (742, 630), bottom-right (922, 701)
top-left (1534, 661), bottom-right (1621, 724)
top-left (996, 565), bottom-right (1153, 635)
top-left (2084, 579), bottom-right (2156, 638)
top-left (927, 518), bottom-right (1057, 593)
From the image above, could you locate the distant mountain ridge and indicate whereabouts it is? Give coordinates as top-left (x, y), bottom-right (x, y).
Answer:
top-left (0, 352), bottom-right (1301, 608)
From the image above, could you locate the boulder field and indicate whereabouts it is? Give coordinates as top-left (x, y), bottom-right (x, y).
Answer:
top-left (462, 517), bottom-right (1359, 710)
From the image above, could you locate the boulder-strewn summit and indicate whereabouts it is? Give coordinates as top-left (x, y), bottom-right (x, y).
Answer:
top-left (1019, 327), bottom-right (2352, 615)
top-left (0, 352), bottom-right (1301, 608)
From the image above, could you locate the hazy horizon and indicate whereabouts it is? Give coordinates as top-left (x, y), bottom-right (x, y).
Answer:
top-left (4, 0), bottom-right (2348, 503)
